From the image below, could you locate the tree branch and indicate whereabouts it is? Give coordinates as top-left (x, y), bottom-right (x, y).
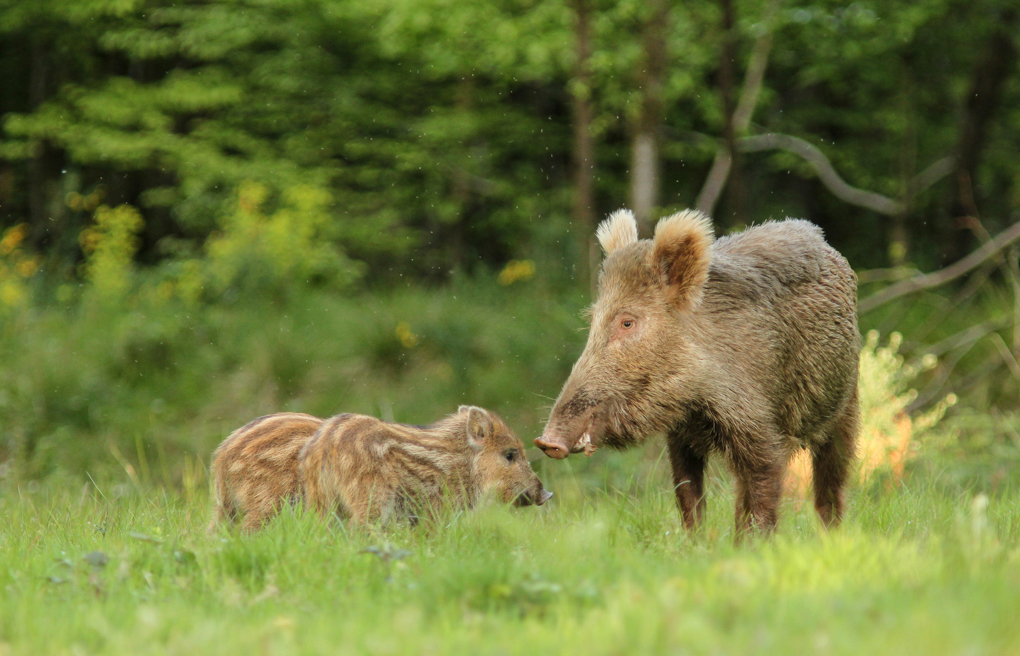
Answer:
top-left (911, 317), bottom-right (1008, 361)
top-left (859, 220), bottom-right (1020, 313)
top-left (908, 156), bottom-right (956, 197)
top-left (737, 133), bottom-right (956, 216)
top-left (739, 133), bottom-right (901, 214)
top-left (856, 266), bottom-right (918, 284)
top-left (695, 0), bottom-right (778, 216)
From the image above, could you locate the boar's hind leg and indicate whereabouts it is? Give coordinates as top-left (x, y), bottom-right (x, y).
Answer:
top-left (813, 397), bottom-right (859, 528)
top-left (666, 438), bottom-right (706, 530)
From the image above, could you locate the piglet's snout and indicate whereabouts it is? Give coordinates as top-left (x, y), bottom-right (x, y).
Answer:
top-left (514, 486), bottom-right (552, 507)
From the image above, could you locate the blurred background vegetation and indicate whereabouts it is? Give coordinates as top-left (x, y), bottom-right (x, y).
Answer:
top-left (0, 0), bottom-right (1018, 490)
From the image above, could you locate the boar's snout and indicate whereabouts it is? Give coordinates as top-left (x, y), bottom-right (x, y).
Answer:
top-left (534, 436), bottom-right (570, 459)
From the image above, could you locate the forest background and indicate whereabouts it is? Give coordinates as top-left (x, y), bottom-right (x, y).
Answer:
top-left (0, 0), bottom-right (1019, 489)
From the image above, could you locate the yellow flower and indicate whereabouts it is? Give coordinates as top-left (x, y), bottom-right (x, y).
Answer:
top-left (498, 259), bottom-right (535, 286)
top-left (15, 256), bottom-right (39, 278)
top-left (0, 280), bottom-right (26, 307)
top-left (395, 322), bottom-right (418, 348)
top-left (0, 224), bottom-right (27, 256)
top-left (66, 192), bottom-right (84, 212)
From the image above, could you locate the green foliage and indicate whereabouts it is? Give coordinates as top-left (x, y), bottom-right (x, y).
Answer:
top-left (2, 0), bottom-right (1018, 282)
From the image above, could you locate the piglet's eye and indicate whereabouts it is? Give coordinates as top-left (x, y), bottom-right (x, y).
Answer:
top-left (504, 449), bottom-right (517, 462)
top-left (622, 319), bottom-right (635, 329)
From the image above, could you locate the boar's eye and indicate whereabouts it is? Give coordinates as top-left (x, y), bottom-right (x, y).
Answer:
top-left (504, 449), bottom-right (517, 463)
top-left (610, 314), bottom-right (640, 343)
top-left (617, 314), bottom-right (637, 331)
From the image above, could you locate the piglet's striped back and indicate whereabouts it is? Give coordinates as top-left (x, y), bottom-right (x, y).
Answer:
top-left (299, 407), bottom-right (550, 525)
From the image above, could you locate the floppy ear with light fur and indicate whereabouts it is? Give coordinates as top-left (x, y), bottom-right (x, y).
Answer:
top-left (462, 406), bottom-right (493, 450)
top-left (652, 210), bottom-right (714, 307)
top-left (596, 209), bottom-right (639, 255)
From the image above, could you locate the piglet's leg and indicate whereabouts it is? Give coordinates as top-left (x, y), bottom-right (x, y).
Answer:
top-left (666, 437), bottom-right (706, 530)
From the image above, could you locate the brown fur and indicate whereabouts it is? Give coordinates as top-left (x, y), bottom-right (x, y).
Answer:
top-left (299, 406), bottom-right (551, 526)
top-left (209, 412), bottom-right (323, 532)
top-left (536, 209), bottom-right (860, 537)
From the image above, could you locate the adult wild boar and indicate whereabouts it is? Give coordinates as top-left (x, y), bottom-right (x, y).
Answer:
top-left (535, 209), bottom-right (859, 535)
top-left (300, 406), bottom-right (552, 525)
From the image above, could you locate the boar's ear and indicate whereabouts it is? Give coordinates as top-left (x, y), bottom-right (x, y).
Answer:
top-left (596, 209), bottom-right (639, 255)
top-left (652, 210), bottom-right (715, 308)
top-left (463, 406), bottom-right (493, 450)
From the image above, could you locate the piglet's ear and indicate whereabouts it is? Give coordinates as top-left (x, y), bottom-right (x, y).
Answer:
top-left (652, 210), bottom-right (714, 308)
top-left (596, 209), bottom-right (638, 255)
top-left (463, 406), bottom-right (493, 450)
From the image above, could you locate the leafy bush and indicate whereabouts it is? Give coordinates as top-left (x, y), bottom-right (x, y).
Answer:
top-left (79, 204), bottom-right (144, 301)
top-left (201, 182), bottom-right (363, 298)
top-left (0, 226), bottom-right (587, 481)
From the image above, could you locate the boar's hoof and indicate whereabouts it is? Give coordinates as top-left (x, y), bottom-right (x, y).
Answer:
top-left (534, 437), bottom-right (569, 459)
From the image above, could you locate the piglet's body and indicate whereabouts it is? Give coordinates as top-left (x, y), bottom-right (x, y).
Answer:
top-left (209, 412), bottom-right (323, 532)
top-left (301, 407), bottom-right (551, 525)
top-left (537, 210), bottom-right (859, 536)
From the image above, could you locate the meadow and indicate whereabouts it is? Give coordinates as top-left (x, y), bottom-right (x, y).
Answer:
top-left (1, 448), bottom-right (1018, 656)
top-left (2, 226), bottom-right (1019, 654)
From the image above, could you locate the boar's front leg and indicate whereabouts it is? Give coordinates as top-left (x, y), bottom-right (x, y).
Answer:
top-left (730, 434), bottom-right (785, 539)
top-left (666, 436), bottom-right (706, 530)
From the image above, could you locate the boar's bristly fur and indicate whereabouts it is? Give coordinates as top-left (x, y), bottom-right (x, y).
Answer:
top-left (537, 209), bottom-right (860, 537)
top-left (209, 412), bottom-right (324, 533)
top-left (300, 406), bottom-right (551, 526)
top-left (596, 209), bottom-right (640, 254)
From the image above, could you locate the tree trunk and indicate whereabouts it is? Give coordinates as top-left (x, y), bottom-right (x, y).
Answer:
top-left (890, 63), bottom-right (917, 267)
top-left (717, 0), bottom-right (744, 228)
top-left (947, 8), bottom-right (1018, 261)
top-left (571, 0), bottom-right (598, 293)
top-left (695, 0), bottom-right (778, 217)
top-left (28, 35), bottom-right (49, 241)
top-left (630, 0), bottom-right (668, 229)
top-left (26, 34), bottom-right (67, 253)
top-left (450, 75), bottom-right (474, 272)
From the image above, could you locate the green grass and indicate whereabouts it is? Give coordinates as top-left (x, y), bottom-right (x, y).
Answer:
top-left (2, 452), bottom-right (1019, 655)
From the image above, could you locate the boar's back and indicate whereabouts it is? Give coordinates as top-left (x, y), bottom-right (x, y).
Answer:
top-left (706, 220), bottom-right (845, 305)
